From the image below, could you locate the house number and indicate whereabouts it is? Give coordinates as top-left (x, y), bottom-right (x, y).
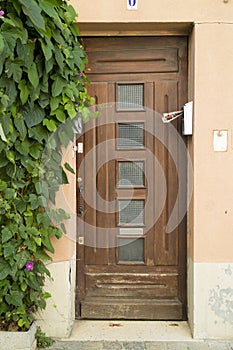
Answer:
top-left (127, 0), bottom-right (138, 10)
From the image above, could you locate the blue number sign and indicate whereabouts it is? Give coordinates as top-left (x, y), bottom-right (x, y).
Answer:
top-left (128, 0), bottom-right (136, 5)
top-left (127, 0), bottom-right (137, 9)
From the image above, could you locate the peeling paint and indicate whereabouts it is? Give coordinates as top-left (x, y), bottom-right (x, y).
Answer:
top-left (209, 285), bottom-right (233, 323)
top-left (224, 265), bottom-right (232, 276)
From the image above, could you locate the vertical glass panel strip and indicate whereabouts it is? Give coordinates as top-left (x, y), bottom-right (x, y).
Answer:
top-left (117, 84), bottom-right (144, 111)
top-left (118, 123), bottom-right (144, 149)
top-left (119, 200), bottom-right (144, 225)
top-left (118, 238), bottom-right (144, 262)
top-left (118, 161), bottom-right (144, 187)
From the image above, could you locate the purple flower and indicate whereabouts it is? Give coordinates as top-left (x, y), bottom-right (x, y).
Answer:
top-left (76, 72), bottom-right (82, 77)
top-left (0, 10), bottom-right (4, 17)
top-left (26, 261), bottom-right (34, 271)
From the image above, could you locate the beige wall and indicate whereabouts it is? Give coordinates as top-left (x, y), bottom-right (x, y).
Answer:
top-left (193, 23), bottom-right (233, 262)
top-left (71, 0), bottom-right (233, 23)
top-left (50, 142), bottom-right (76, 262)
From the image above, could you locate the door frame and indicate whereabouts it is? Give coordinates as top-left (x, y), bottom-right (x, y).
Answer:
top-left (75, 26), bottom-right (193, 323)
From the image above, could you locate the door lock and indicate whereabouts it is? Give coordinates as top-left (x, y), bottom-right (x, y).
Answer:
top-left (78, 207), bottom-right (85, 217)
top-left (79, 184), bottom-right (84, 193)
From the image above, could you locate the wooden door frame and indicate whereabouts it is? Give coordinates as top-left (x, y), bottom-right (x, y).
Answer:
top-left (76, 29), bottom-right (191, 320)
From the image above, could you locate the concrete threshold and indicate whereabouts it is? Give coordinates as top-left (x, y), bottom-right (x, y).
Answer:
top-left (49, 321), bottom-right (233, 350)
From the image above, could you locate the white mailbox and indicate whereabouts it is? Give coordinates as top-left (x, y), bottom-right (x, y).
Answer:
top-left (183, 101), bottom-right (193, 135)
top-left (162, 101), bottom-right (193, 136)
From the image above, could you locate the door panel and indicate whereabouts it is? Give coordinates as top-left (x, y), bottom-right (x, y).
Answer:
top-left (76, 37), bottom-right (187, 320)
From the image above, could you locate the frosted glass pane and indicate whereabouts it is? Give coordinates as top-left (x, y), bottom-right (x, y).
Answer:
top-left (118, 123), bottom-right (144, 149)
top-left (118, 161), bottom-right (144, 187)
top-left (118, 238), bottom-right (144, 262)
top-left (117, 84), bottom-right (144, 110)
top-left (119, 200), bottom-right (144, 225)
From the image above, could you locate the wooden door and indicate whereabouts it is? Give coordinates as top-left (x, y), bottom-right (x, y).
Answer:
top-left (76, 37), bottom-right (188, 320)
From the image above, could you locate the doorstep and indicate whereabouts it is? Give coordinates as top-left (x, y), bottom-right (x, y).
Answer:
top-left (48, 321), bottom-right (233, 350)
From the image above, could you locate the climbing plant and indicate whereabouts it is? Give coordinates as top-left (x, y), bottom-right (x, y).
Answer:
top-left (0, 0), bottom-right (92, 331)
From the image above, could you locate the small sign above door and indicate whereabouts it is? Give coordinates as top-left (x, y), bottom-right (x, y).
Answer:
top-left (127, 0), bottom-right (138, 10)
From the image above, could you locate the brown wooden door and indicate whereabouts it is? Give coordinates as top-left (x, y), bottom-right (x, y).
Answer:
top-left (76, 37), bottom-right (188, 320)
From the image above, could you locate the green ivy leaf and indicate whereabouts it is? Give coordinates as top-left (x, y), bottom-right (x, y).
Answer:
top-left (6, 291), bottom-right (24, 307)
top-left (2, 227), bottom-right (14, 244)
top-left (52, 108), bottom-right (66, 122)
top-left (0, 180), bottom-right (7, 191)
top-left (18, 319), bottom-right (25, 327)
top-left (37, 213), bottom-right (51, 227)
top-left (6, 150), bottom-right (15, 164)
top-left (40, 38), bottom-right (53, 61)
top-left (29, 143), bottom-right (42, 159)
top-left (3, 241), bottom-right (18, 258)
top-left (23, 105), bottom-right (45, 128)
top-left (28, 125), bottom-right (48, 143)
top-left (19, 0), bottom-right (45, 31)
top-left (27, 273), bottom-right (41, 291)
top-left (24, 238), bottom-right (37, 252)
top-left (5, 60), bottom-right (23, 83)
top-left (16, 41), bottom-right (35, 68)
top-left (0, 259), bottom-right (12, 280)
top-left (15, 139), bottom-right (30, 156)
top-left (28, 62), bottom-right (39, 88)
top-left (64, 162), bottom-right (75, 174)
top-left (52, 76), bottom-right (66, 97)
top-left (41, 234), bottom-right (54, 253)
top-left (64, 102), bottom-right (76, 119)
top-left (14, 198), bottom-right (27, 213)
top-left (43, 118), bottom-right (57, 132)
top-left (50, 96), bottom-right (60, 112)
top-left (62, 169), bottom-right (69, 184)
top-left (29, 194), bottom-right (40, 210)
top-left (0, 124), bottom-right (7, 142)
top-left (14, 116), bottom-right (27, 139)
top-left (40, 0), bottom-right (57, 17)
top-left (35, 237), bottom-right (42, 246)
top-left (0, 34), bottom-right (4, 55)
top-left (18, 80), bottom-right (30, 105)
top-left (80, 106), bottom-right (91, 123)
top-left (64, 5), bottom-right (77, 24)
top-left (14, 251), bottom-right (30, 269)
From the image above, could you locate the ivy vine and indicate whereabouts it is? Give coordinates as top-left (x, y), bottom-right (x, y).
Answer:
top-left (0, 0), bottom-right (92, 331)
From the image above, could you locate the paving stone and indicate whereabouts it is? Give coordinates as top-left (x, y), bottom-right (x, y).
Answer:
top-left (43, 340), bottom-right (233, 350)
top-left (103, 341), bottom-right (124, 349)
top-left (81, 341), bottom-right (104, 350)
top-left (207, 342), bottom-right (233, 350)
top-left (122, 342), bottom-right (146, 350)
top-left (145, 342), bottom-right (167, 350)
top-left (47, 341), bottom-right (103, 350)
top-left (166, 342), bottom-right (209, 350)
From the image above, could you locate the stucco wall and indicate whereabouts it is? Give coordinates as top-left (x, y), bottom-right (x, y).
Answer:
top-left (71, 0), bottom-right (233, 23)
top-left (194, 23), bottom-right (233, 263)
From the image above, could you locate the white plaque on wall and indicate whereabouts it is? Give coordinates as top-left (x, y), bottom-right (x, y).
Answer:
top-left (213, 130), bottom-right (228, 152)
